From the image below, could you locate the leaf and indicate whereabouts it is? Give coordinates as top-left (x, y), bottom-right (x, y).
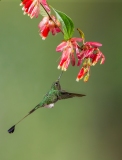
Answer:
top-left (51, 7), bottom-right (74, 40)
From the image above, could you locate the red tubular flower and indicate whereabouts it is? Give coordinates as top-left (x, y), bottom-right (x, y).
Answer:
top-left (76, 67), bottom-right (86, 81)
top-left (56, 38), bottom-right (82, 71)
top-left (77, 42), bottom-right (103, 66)
top-left (76, 67), bottom-right (90, 82)
top-left (92, 51), bottom-right (102, 66)
top-left (20, 0), bottom-right (50, 19)
top-left (85, 41), bottom-right (102, 47)
top-left (58, 47), bottom-right (72, 71)
top-left (76, 41), bottom-right (105, 82)
top-left (38, 16), bottom-right (61, 40)
top-left (77, 41), bottom-right (105, 66)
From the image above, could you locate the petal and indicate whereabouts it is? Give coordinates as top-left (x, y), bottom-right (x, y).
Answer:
top-left (91, 54), bottom-right (98, 66)
top-left (85, 42), bottom-right (102, 47)
top-left (100, 53), bottom-right (105, 64)
top-left (55, 27), bottom-right (61, 33)
top-left (24, 0), bottom-right (32, 12)
top-left (40, 25), bottom-right (50, 39)
top-left (77, 58), bottom-right (82, 66)
top-left (51, 27), bottom-right (61, 35)
top-left (77, 49), bottom-right (92, 66)
top-left (75, 45), bottom-right (80, 56)
top-left (70, 53), bottom-right (75, 66)
top-left (71, 37), bottom-right (83, 42)
top-left (21, 0), bottom-right (41, 18)
top-left (76, 67), bottom-right (86, 81)
top-left (30, 5), bottom-right (39, 18)
top-left (21, 0), bottom-right (31, 6)
top-left (51, 28), bottom-right (57, 35)
top-left (58, 50), bottom-right (69, 67)
top-left (38, 17), bottom-right (49, 29)
top-left (84, 72), bottom-right (90, 82)
top-left (85, 48), bottom-right (94, 58)
top-left (56, 41), bottom-right (67, 52)
top-left (59, 47), bottom-right (72, 67)
top-left (62, 57), bottom-right (70, 71)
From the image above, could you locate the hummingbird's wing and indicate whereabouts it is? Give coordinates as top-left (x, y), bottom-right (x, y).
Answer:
top-left (59, 90), bottom-right (86, 100)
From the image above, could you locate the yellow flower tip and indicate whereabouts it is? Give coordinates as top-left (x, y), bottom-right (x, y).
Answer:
top-left (30, 14), bottom-right (34, 19)
top-left (84, 74), bottom-right (89, 82)
top-left (92, 62), bottom-right (96, 66)
top-left (84, 79), bottom-right (88, 82)
top-left (57, 65), bottom-right (61, 69)
top-left (23, 12), bottom-right (26, 15)
top-left (76, 78), bottom-right (80, 82)
top-left (42, 37), bottom-right (46, 40)
top-left (20, 3), bottom-right (22, 6)
top-left (83, 77), bottom-right (88, 82)
top-left (63, 68), bottom-right (67, 71)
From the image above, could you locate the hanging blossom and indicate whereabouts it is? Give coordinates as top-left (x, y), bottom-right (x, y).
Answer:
top-left (56, 38), bottom-right (83, 71)
top-left (76, 41), bottom-right (105, 82)
top-left (20, 0), bottom-right (50, 19)
top-left (38, 16), bottom-right (61, 40)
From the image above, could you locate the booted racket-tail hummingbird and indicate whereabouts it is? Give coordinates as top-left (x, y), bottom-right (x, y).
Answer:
top-left (8, 72), bottom-right (85, 134)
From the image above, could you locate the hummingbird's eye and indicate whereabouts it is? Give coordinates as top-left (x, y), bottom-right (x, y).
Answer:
top-left (55, 82), bottom-right (58, 86)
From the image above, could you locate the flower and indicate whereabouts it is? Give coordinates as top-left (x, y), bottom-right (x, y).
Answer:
top-left (20, 0), bottom-right (50, 19)
top-left (76, 41), bottom-right (105, 82)
top-left (38, 16), bottom-right (61, 40)
top-left (76, 59), bottom-right (90, 82)
top-left (56, 38), bottom-right (82, 71)
top-left (77, 41), bottom-right (104, 66)
top-left (76, 67), bottom-right (87, 81)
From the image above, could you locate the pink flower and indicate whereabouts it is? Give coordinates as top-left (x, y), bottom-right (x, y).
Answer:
top-left (77, 41), bottom-right (104, 66)
top-left (20, 0), bottom-right (50, 19)
top-left (38, 16), bottom-right (61, 40)
top-left (56, 38), bottom-right (82, 71)
top-left (76, 67), bottom-right (87, 81)
top-left (76, 41), bottom-right (105, 82)
top-left (76, 67), bottom-right (90, 82)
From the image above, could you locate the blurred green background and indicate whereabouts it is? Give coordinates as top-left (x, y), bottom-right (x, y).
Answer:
top-left (0, 1), bottom-right (122, 160)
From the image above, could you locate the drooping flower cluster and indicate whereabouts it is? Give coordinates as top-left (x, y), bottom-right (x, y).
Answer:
top-left (76, 41), bottom-right (105, 82)
top-left (57, 39), bottom-right (105, 82)
top-left (56, 38), bottom-right (82, 71)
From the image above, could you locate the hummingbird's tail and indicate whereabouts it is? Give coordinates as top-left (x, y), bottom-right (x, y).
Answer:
top-left (8, 104), bottom-right (41, 134)
top-left (60, 90), bottom-right (86, 99)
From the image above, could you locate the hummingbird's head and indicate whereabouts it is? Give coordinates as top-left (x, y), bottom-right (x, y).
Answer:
top-left (51, 71), bottom-right (63, 90)
top-left (52, 80), bottom-right (61, 90)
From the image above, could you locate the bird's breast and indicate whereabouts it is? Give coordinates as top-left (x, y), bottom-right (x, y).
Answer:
top-left (44, 103), bottom-right (54, 108)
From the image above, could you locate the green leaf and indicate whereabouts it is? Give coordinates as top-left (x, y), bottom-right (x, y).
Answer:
top-left (51, 7), bottom-right (74, 40)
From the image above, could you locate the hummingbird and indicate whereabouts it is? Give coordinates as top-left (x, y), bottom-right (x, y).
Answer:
top-left (8, 72), bottom-right (85, 134)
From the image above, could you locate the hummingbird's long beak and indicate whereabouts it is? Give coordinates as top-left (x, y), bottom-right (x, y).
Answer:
top-left (58, 71), bottom-right (63, 81)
